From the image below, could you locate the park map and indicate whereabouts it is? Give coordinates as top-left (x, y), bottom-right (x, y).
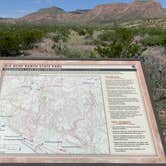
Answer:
top-left (0, 69), bottom-right (109, 154)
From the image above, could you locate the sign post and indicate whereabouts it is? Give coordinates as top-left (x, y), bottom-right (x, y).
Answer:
top-left (0, 60), bottom-right (165, 163)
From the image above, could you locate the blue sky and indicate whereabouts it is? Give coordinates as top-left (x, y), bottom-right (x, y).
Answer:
top-left (0, 0), bottom-right (166, 18)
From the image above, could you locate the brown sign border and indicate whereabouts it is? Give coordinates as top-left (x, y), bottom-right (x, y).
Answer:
top-left (0, 59), bottom-right (165, 164)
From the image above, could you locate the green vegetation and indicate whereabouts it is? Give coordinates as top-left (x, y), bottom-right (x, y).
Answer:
top-left (1, 23), bottom-right (166, 57)
top-left (160, 121), bottom-right (166, 129)
top-left (0, 24), bottom-right (97, 56)
top-left (94, 28), bottom-right (142, 58)
top-left (133, 27), bottom-right (166, 48)
top-left (0, 24), bottom-right (45, 56)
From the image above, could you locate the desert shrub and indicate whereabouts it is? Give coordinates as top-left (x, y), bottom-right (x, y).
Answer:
top-left (67, 30), bottom-right (85, 45)
top-left (141, 34), bottom-right (162, 46)
top-left (160, 121), bottom-right (166, 129)
top-left (19, 29), bottom-right (44, 49)
top-left (64, 48), bottom-right (96, 58)
top-left (53, 42), bottom-right (96, 58)
top-left (53, 43), bottom-right (67, 55)
top-left (0, 31), bottom-right (21, 56)
top-left (133, 27), bottom-right (166, 36)
top-left (94, 28), bottom-right (142, 58)
top-left (160, 35), bottom-right (166, 48)
top-left (51, 32), bottom-right (68, 43)
top-left (69, 25), bottom-right (95, 36)
top-left (0, 24), bottom-right (44, 56)
top-left (151, 79), bottom-right (162, 89)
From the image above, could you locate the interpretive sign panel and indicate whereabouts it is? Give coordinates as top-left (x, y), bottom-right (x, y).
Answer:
top-left (0, 60), bottom-right (165, 163)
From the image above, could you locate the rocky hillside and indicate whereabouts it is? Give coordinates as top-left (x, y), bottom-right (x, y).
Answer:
top-left (118, 0), bottom-right (166, 21)
top-left (15, 0), bottom-right (166, 24)
top-left (37, 7), bottom-right (66, 15)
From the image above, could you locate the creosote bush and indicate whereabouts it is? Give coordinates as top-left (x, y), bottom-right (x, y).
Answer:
top-left (94, 28), bottom-right (142, 58)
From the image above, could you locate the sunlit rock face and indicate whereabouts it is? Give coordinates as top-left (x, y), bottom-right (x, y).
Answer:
top-left (1, 0), bottom-right (166, 24)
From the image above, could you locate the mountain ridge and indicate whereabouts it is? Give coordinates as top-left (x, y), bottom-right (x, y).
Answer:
top-left (1, 0), bottom-right (166, 24)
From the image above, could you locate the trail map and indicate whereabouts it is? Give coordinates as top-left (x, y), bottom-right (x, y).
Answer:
top-left (0, 70), bottom-right (109, 154)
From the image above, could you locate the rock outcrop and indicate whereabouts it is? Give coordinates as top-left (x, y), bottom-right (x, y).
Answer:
top-left (16, 0), bottom-right (166, 24)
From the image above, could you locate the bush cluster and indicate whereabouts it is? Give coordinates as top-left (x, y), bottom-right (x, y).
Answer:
top-left (0, 25), bottom-right (44, 56)
top-left (94, 28), bottom-right (142, 58)
top-left (1, 24), bottom-right (166, 57)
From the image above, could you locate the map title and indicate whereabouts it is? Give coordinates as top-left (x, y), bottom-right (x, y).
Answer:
top-left (3, 63), bottom-right (62, 69)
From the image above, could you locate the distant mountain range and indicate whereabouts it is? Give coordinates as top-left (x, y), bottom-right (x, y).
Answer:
top-left (1, 0), bottom-right (166, 24)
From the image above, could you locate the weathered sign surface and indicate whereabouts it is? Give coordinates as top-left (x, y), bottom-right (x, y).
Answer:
top-left (0, 60), bottom-right (165, 163)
